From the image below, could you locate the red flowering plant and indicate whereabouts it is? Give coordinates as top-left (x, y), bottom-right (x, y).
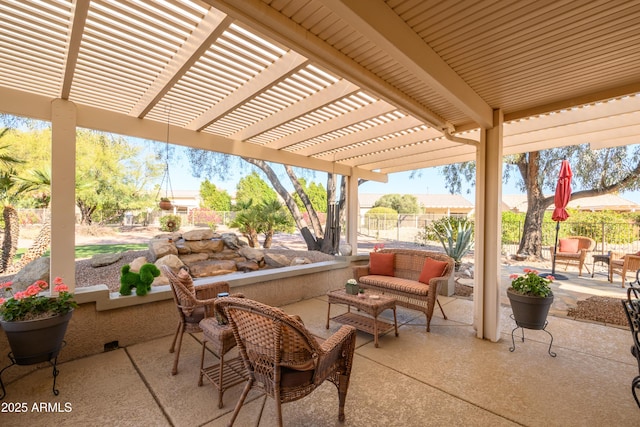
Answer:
top-left (508, 268), bottom-right (554, 297)
top-left (0, 277), bottom-right (77, 322)
top-left (373, 243), bottom-right (385, 252)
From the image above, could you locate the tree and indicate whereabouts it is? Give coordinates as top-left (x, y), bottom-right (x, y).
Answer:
top-left (441, 144), bottom-right (640, 259)
top-left (373, 194), bottom-right (420, 214)
top-left (187, 148), bottom-right (347, 253)
top-left (199, 180), bottom-right (231, 211)
top-left (75, 130), bottom-right (161, 224)
top-left (292, 178), bottom-right (327, 213)
top-left (0, 130), bottom-right (27, 272)
top-left (258, 199), bottom-right (293, 248)
top-left (235, 171), bottom-right (278, 207)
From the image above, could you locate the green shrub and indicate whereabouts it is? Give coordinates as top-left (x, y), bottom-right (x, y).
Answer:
top-left (433, 218), bottom-right (474, 269)
top-left (159, 214), bottom-right (181, 232)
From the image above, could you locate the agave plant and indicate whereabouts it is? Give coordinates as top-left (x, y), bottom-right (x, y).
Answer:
top-left (434, 219), bottom-right (474, 270)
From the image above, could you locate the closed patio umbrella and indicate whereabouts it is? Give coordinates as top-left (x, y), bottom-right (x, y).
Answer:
top-left (550, 160), bottom-right (573, 279)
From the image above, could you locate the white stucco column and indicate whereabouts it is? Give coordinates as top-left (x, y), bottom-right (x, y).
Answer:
top-left (473, 109), bottom-right (503, 341)
top-left (346, 173), bottom-right (359, 255)
top-left (51, 99), bottom-right (77, 290)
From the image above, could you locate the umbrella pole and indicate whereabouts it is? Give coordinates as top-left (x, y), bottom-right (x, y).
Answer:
top-left (551, 221), bottom-right (560, 275)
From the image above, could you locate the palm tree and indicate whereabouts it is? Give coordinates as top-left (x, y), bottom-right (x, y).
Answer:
top-left (258, 199), bottom-right (291, 249)
top-left (0, 132), bottom-right (27, 272)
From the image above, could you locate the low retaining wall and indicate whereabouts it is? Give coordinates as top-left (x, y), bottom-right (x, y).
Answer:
top-left (0, 256), bottom-right (365, 385)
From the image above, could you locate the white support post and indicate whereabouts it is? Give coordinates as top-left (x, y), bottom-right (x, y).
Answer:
top-left (474, 109), bottom-right (503, 341)
top-left (346, 173), bottom-right (359, 255)
top-left (51, 99), bottom-right (77, 291)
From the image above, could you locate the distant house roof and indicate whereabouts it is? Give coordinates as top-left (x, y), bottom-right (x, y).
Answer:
top-left (359, 193), bottom-right (474, 209)
top-left (502, 194), bottom-right (639, 213)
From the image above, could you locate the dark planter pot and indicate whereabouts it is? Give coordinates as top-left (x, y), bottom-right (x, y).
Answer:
top-left (0, 311), bottom-right (73, 365)
top-left (507, 289), bottom-right (553, 330)
top-left (159, 200), bottom-right (173, 211)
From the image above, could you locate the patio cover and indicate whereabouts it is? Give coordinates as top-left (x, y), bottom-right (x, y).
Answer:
top-left (1, 0), bottom-right (640, 341)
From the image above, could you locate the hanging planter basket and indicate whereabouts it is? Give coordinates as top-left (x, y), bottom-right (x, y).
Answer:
top-left (159, 200), bottom-right (173, 211)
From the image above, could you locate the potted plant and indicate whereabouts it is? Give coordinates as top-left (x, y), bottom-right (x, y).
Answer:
top-left (159, 197), bottom-right (173, 210)
top-left (0, 277), bottom-right (77, 365)
top-left (507, 268), bottom-right (554, 330)
top-left (345, 279), bottom-right (359, 295)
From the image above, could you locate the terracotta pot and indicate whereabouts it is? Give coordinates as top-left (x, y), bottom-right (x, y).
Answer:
top-left (159, 200), bottom-right (173, 210)
top-left (507, 289), bottom-right (553, 330)
top-left (0, 311), bottom-right (73, 365)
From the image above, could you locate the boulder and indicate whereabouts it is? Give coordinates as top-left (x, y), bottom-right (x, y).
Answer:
top-left (236, 260), bottom-right (260, 272)
top-left (339, 244), bottom-right (352, 256)
top-left (129, 256), bottom-right (149, 272)
top-left (238, 247), bottom-right (264, 262)
top-left (175, 238), bottom-right (191, 255)
top-left (189, 260), bottom-right (237, 277)
top-left (91, 252), bottom-right (123, 268)
top-left (221, 233), bottom-right (246, 249)
top-left (10, 257), bottom-right (51, 291)
top-left (264, 253), bottom-right (291, 268)
top-left (290, 257), bottom-right (311, 266)
top-left (148, 237), bottom-right (178, 262)
top-left (184, 239), bottom-right (224, 253)
top-left (153, 254), bottom-right (184, 286)
top-left (182, 228), bottom-right (215, 241)
top-left (179, 253), bottom-right (209, 264)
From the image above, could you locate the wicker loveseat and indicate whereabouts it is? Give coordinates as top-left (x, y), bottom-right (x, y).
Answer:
top-left (352, 249), bottom-right (454, 332)
top-left (550, 236), bottom-right (596, 276)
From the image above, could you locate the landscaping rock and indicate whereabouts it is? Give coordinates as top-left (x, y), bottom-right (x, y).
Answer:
top-left (264, 253), bottom-right (291, 268)
top-left (238, 247), bottom-right (264, 262)
top-left (290, 257), bottom-right (311, 266)
top-left (184, 239), bottom-right (224, 253)
top-left (236, 260), bottom-right (260, 272)
top-left (221, 233), bottom-right (245, 249)
top-left (129, 256), bottom-right (149, 272)
top-left (148, 237), bottom-right (178, 261)
top-left (179, 253), bottom-right (209, 264)
top-left (91, 253), bottom-right (123, 268)
top-left (182, 228), bottom-right (215, 241)
top-left (189, 260), bottom-right (237, 277)
top-left (10, 257), bottom-right (50, 291)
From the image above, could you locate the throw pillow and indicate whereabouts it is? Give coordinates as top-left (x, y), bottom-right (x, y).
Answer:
top-left (558, 238), bottom-right (579, 253)
top-left (418, 258), bottom-right (449, 284)
top-left (369, 252), bottom-right (395, 276)
top-left (177, 266), bottom-right (195, 294)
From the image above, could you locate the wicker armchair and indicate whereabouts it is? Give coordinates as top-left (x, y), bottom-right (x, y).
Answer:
top-left (609, 254), bottom-right (640, 288)
top-left (550, 236), bottom-right (596, 276)
top-left (621, 283), bottom-right (640, 408)
top-left (218, 297), bottom-right (357, 427)
top-left (163, 266), bottom-right (234, 375)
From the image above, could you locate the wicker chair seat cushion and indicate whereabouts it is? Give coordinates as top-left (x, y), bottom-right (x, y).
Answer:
top-left (555, 252), bottom-right (580, 259)
top-left (359, 275), bottom-right (429, 296)
top-left (184, 305), bottom-right (205, 324)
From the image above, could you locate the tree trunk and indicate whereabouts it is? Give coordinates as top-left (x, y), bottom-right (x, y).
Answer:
top-left (263, 230), bottom-right (273, 248)
top-left (243, 158), bottom-right (321, 251)
top-left (285, 165), bottom-right (323, 238)
top-left (5, 220), bottom-right (51, 274)
top-left (1, 205), bottom-right (19, 272)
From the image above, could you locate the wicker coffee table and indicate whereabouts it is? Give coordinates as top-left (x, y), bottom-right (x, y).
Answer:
top-left (326, 289), bottom-right (398, 347)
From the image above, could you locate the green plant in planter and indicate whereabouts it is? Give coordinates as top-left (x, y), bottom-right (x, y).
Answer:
top-left (508, 269), bottom-right (553, 297)
top-left (434, 219), bottom-right (474, 270)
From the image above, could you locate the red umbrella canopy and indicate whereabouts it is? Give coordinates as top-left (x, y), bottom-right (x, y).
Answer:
top-left (551, 160), bottom-right (573, 222)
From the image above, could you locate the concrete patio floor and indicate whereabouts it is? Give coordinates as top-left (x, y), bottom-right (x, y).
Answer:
top-left (1, 281), bottom-right (638, 427)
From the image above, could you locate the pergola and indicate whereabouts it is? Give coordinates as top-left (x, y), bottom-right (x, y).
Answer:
top-left (1, 0), bottom-right (640, 341)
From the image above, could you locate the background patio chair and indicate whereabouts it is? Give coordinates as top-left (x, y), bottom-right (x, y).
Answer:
top-left (609, 254), bottom-right (640, 287)
top-left (162, 266), bottom-right (233, 375)
top-left (218, 297), bottom-right (357, 427)
top-left (621, 281), bottom-right (640, 408)
top-left (550, 236), bottom-right (596, 276)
